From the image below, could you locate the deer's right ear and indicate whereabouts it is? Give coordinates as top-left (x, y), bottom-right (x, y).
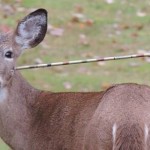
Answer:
top-left (14, 8), bottom-right (47, 52)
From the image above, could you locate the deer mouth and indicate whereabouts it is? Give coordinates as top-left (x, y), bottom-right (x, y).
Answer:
top-left (0, 76), bottom-right (11, 89)
top-left (0, 77), bottom-right (4, 88)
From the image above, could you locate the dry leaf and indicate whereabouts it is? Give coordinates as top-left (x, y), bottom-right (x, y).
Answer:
top-left (101, 83), bottom-right (112, 90)
top-left (74, 4), bottom-right (84, 13)
top-left (79, 34), bottom-right (89, 45)
top-left (16, 7), bottom-right (25, 12)
top-left (85, 19), bottom-right (94, 27)
top-left (145, 57), bottom-right (150, 63)
top-left (34, 58), bottom-right (43, 64)
top-left (63, 82), bottom-right (72, 89)
top-left (136, 11), bottom-right (146, 17)
top-left (71, 13), bottom-right (85, 23)
top-left (97, 61), bottom-right (106, 66)
top-left (105, 0), bottom-right (114, 4)
top-left (49, 27), bottom-right (64, 37)
top-left (0, 24), bottom-right (12, 32)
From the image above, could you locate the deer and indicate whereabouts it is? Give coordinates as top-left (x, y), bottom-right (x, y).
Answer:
top-left (0, 8), bottom-right (149, 150)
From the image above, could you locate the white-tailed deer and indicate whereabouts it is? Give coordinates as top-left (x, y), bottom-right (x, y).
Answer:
top-left (0, 8), bottom-right (149, 150)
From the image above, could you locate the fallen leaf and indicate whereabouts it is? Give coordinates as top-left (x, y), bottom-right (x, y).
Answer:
top-left (47, 24), bottom-right (64, 37)
top-left (79, 34), bottom-right (89, 45)
top-left (34, 58), bottom-right (43, 64)
top-left (137, 49), bottom-right (147, 54)
top-left (145, 57), bottom-right (150, 63)
top-left (136, 11), bottom-right (146, 17)
top-left (1, 4), bottom-right (15, 18)
top-left (131, 32), bottom-right (138, 38)
top-left (85, 19), bottom-right (94, 27)
top-left (0, 24), bottom-right (12, 32)
top-left (49, 27), bottom-right (64, 37)
top-left (63, 82), bottom-right (72, 89)
top-left (101, 83), bottom-right (112, 90)
top-left (16, 7), bottom-right (25, 12)
top-left (105, 0), bottom-right (114, 4)
top-left (74, 4), bottom-right (84, 13)
top-left (71, 13), bottom-right (85, 23)
top-left (134, 24), bottom-right (143, 31)
top-left (97, 61), bottom-right (106, 66)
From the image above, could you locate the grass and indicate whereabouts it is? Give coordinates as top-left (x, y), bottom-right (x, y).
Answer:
top-left (1, 0), bottom-right (150, 149)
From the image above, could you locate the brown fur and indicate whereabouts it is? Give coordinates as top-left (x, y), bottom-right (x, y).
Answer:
top-left (114, 123), bottom-right (145, 150)
top-left (3, 72), bottom-right (150, 150)
top-left (83, 84), bottom-right (150, 150)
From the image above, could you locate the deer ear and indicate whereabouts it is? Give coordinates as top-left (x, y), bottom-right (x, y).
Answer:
top-left (14, 9), bottom-right (47, 50)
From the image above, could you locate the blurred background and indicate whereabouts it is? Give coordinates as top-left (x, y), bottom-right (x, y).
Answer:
top-left (0, 0), bottom-right (150, 149)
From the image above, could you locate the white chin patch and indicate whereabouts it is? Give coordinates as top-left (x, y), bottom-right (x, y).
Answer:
top-left (0, 88), bottom-right (7, 103)
top-left (0, 76), bottom-right (4, 88)
top-left (0, 77), bottom-right (7, 102)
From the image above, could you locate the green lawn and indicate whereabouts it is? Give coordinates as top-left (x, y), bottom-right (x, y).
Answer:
top-left (1, 0), bottom-right (150, 149)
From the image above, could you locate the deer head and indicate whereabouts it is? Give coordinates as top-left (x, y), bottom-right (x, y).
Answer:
top-left (0, 9), bottom-right (47, 91)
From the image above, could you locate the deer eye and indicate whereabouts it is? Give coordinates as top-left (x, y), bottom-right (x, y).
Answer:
top-left (5, 51), bottom-right (13, 59)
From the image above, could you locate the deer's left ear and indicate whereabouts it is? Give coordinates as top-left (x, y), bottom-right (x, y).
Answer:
top-left (14, 8), bottom-right (47, 50)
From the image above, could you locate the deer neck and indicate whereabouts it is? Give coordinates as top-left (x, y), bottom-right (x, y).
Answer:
top-left (0, 71), bottom-right (40, 149)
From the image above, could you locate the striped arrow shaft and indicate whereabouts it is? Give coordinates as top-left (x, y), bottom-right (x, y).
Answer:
top-left (16, 53), bottom-right (150, 70)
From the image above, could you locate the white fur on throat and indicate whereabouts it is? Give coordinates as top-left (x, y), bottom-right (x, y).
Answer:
top-left (0, 88), bottom-right (7, 103)
top-left (0, 77), bottom-right (7, 102)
